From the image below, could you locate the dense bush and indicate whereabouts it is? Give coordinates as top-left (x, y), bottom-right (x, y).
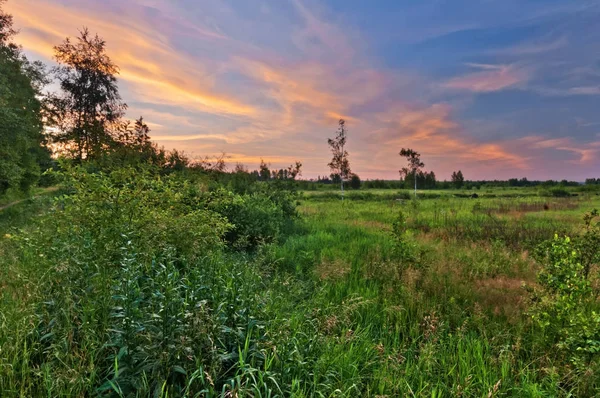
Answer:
top-left (529, 213), bottom-right (600, 392)
top-left (0, 166), bottom-right (300, 396)
top-left (206, 188), bottom-right (286, 249)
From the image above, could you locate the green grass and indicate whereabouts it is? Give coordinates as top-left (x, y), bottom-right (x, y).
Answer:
top-left (1, 184), bottom-right (599, 397)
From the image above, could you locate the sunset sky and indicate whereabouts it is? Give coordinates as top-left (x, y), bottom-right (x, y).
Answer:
top-left (6, 0), bottom-right (600, 180)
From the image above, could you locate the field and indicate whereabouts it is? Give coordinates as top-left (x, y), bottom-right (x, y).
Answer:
top-left (1, 178), bottom-right (599, 397)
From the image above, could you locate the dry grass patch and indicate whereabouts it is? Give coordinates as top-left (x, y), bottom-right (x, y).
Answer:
top-left (315, 258), bottom-right (351, 281)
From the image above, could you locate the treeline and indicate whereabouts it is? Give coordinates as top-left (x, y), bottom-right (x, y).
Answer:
top-left (300, 176), bottom-right (587, 190)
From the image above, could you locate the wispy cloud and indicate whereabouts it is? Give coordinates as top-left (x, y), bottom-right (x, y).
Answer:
top-left (493, 36), bottom-right (567, 56)
top-left (524, 136), bottom-right (600, 164)
top-left (371, 103), bottom-right (530, 172)
top-left (5, 0), bottom-right (598, 180)
top-left (8, 0), bottom-right (257, 117)
top-left (533, 85), bottom-right (600, 97)
top-left (443, 63), bottom-right (529, 93)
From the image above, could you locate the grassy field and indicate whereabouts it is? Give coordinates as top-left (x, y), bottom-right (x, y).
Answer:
top-left (1, 180), bottom-right (599, 397)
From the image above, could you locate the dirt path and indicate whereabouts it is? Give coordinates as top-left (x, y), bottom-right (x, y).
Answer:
top-left (0, 187), bottom-right (59, 212)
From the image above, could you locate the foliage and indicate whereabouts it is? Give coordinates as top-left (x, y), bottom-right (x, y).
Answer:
top-left (399, 148), bottom-right (425, 195)
top-left (0, 166), bottom-right (296, 396)
top-left (350, 174), bottom-right (361, 190)
top-left (0, 1), bottom-right (51, 194)
top-left (205, 187), bottom-right (287, 249)
top-left (47, 28), bottom-right (127, 160)
top-left (530, 232), bottom-right (600, 375)
top-left (578, 209), bottom-right (600, 278)
top-left (451, 170), bottom-right (465, 188)
top-left (327, 119), bottom-right (351, 198)
top-left (391, 210), bottom-right (417, 266)
top-left (3, 182), bottom-right (600, 396)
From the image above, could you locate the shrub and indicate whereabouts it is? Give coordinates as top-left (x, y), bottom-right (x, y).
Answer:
top-left (38, 166), bottom-right (229, 265)
top-left (539, 188), bottom-right (571, 197)
top-left (206, 188), bottom-right (286, 249)
top-left (4, 166), bottom-right (285, 396)
top-left (530, 234), bottom-right (600, 370)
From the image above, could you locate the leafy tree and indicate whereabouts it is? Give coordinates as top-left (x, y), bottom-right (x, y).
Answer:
top-left (48, 28), bottom-right (127, 161)
top-left (0, 1), bottom-right (51, 194)
top-left (117, 116), bottom-right (151, 151)
top-left (451, 170), bottom-right (464, 188)
top-left (328, 119), bottom-right (351, 200)
top-left (350, 174), bottom-right (361, 190)
top-left (399, 148), bottom-right (424, 197)
top-left (259, 159), bottom-right (271, 181)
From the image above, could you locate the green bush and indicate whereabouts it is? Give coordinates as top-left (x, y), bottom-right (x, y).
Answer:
top-left (38, 166), bottom-right (229, 264)
top-left (206, 188), bottom-right (286, 249)
top-left (530, 235), bottom-right (600, 371)
top-left (2, 166), bottom-right (287, 396)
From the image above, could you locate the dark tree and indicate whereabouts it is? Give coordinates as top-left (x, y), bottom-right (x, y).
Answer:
top-left (451, 170), bottom-right (464, 188)
top-left (424, 171), bottom-right (437, 189)
top-left (234, 163), bottom-right (248, 174)
top-left (399, 148), bottom-right (424, 197)
top-left (117, 116), bottom-right (151, 151)
top-left (0, 1), bottom-right (52, 194)
top-left (350, 174), bottom-right (361, 190)
top-left (48, 28), bottom-right (127, 161)
top-left (286, 161), bottom-right (303, 180)
top-left (259, 159), bottom-right (271, 181)
top-left (328, 119), bottom-right (351, 200)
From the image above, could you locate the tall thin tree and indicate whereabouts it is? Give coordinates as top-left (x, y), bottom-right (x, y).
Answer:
top-left (399, 148), bottom-right (424, 197)
top-left (328, 119), bottom-right (351, 200)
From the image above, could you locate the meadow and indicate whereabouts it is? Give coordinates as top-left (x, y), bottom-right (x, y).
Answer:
top-left (1, 171), bottom-right (599, 397)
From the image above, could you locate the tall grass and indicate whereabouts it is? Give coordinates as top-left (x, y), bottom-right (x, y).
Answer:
top-left (1, 176), bottom-right (599, 396)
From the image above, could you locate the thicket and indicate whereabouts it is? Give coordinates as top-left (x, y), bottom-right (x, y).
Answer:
top-left (0, 163), bottom-right (300, 396)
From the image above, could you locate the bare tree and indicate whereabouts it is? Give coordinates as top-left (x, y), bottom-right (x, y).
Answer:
top-left (399, 148), bottom-right (424, 197)
top-left (328, 119), bottom-right (351, 200)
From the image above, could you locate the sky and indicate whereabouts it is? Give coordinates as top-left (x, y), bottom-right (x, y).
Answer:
top-left (5, 0), bottom-right (600, 180)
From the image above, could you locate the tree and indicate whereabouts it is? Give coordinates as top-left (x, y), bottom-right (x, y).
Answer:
top-left (350, 174), bottom-right (361, 190)
top-left (286, 161), bottom-right (302, 181)
top-left (116, 116), bottom-right (151, 151)
top-left (259, 159), bottom-right (271, 181)
top-left (399, 148), bottom-right (424, 197)
top-left (48, 28), bottom-right (127, 161)
top-left (451, 170), bottom-right (464, 189)
top-left (0, 1), bottom-right (51, 194)
top-left (328, 119), bottom-right (351, 200)
top-left (424, 171), bottom-right (437, 189)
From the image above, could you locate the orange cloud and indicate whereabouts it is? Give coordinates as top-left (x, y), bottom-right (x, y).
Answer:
top-left (6, 0), bottom-right (582, 180)
top-left (373, 104), bottom-right (529, 171)
top-left (443, 64), bottom-right (529, 92)
top-left (6, 0), bottom-right (256, 117)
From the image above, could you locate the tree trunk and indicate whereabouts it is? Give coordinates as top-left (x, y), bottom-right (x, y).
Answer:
top-left (414, 170), bottom-right (417, 197)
